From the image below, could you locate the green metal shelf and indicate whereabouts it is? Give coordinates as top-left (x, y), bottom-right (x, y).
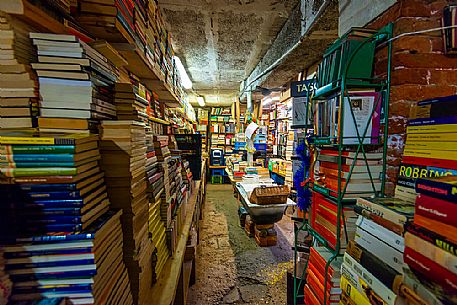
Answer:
top-left (293, 23), bottom-right (394, 305)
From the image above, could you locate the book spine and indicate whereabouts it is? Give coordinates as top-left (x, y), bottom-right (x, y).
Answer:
top-left (403, 148), bottom-right (457, 161)
top-left (405, 232), bottom-right (457, 273)
top-left (406, 123), bottom-right (457, 133)
top-left (408, 116), bottom-right (457, 126)
top-left (0, 168), bottom-right (77, 177)
top-left (414, 214), bottom-right (457, 245)
top-left (404, 247), bottom-right (457, 292)
top-left (340, 275), bottom-right (371, 305)
top-left (6, 259), bottom-right (95, 270)
top-left (356, 216), bottom-right (404, 252)
top-left (415, 178), bottom-right (457, 203)
top-left (346, 241), bottom-right (402, 292)
top-left (415, 194), bottom-right (457, 226)
top-left (0, 145), bottom-right (76, 154)
top-left (0, 154), bottom-right (76, 162)
top-left (354, 206), bottom-right (404, 235)
top-left (402, 267), bottom-right (446, 305)
top-left (407, 223), bottom-right (457, 256)
top-left (356, 199), bottom-right (408, 227)
top-left (341, 256), bottom-right (396, 305)
top-left (1, 162), bottom-right (77, 168)
top-left (354, 227), bottom-right (404, 274)
top-left (13, 176), bottom-right (76, 184)
top-left (27, 191), bottom-right (83, 200)
top-left (406, 133), bottom-right (457, 142)
top-left (15, 233), bottom-right (95, 243)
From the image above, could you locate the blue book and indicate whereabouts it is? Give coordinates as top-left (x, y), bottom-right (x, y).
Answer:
top-left (22, 208), bottom-right (85, 216)
top-left (25, 215), bottom-right (83, 224)
top-left (26, 191), bottom-right (84, 200)
top-left (14, 284), bottom-right (93, 293)
top-left (10, 268), bottom-right (97, 281)
top-left (1, 154), bottom-right (77, 162)
top-left (6, 258), bottom-right (96, 270)
top-left (9, 298), bottom-right (69, 305)
top-left (19, 184), bottom-right (79, 192)
top-left (4, 247), bottom-right (94, 258)
top-left (408, 116), bottom-right (457, 126)
top-left (1, 162), bottom-right (78, 168)
top-left (24, 199), bottom-right (86, 208)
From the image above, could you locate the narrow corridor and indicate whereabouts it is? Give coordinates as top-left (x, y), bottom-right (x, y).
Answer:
top-left (187, 185), bottom-right (294, 305)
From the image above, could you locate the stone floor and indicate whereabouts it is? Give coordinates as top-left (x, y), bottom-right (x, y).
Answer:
top-left (187, 184), bottom-right (294, 305)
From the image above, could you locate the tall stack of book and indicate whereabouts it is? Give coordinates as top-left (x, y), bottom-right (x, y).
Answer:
top-left (395, 94), bottom-right (457, 203)
top-left (0, 13), bottom-right (38, 129)
top-left (0, 132), bottom-right (132, 305)
top-left (310, 192), bottom-right (357, 252)
top-left (99, 121), bottom-right (153, 305)
top-left (315, 149), bottom-right (383, 199)
top-left (303, 247), bottom-right (342, 305)
top-left (29, 33), bottom-right (118, 133)
top-left (340, 196), bottom-right (414, 305)
top-left (401, 175), bottom-right (457, 304)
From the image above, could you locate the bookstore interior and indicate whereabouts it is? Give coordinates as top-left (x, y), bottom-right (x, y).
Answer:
top-left (0, 1), bottom-right (457, 305)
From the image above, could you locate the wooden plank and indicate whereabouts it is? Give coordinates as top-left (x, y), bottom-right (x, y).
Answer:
top-left (148, 180), bottom-right (202, 305)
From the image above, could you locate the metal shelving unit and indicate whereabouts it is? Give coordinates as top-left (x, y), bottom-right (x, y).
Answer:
top-left (293, 24), bottom-right (393, 305)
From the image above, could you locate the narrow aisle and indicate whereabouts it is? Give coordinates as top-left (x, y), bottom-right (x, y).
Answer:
top-left (188, 184), bottom-right (294, 305)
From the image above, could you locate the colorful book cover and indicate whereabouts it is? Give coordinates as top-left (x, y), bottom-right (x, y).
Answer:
top-left (404, 247), bottom-right (457, 292)
top-left (353, 205), bottom-right (404, 235)
top-left (414, 214), bottom-right (457, 244)
top-left (356, 197), bottom-right (414, 227)
top-left (407, 223), bottom-right (457, 256)
top-left (342, 254), bottom-right (399, 305)
top-left (0, 167), bottom-right (78, 178)
top-left (0, 154), bottom-right (79, 163)
top-left (0, 131), bottom-right (96, 145)
top-left (0, 145), bottom-right (77, 154)
top-left (405, 232), bottom-right (457, 274)
top-left (356, 216), bottom-right (404, 252)
top-left (415, 176), bottom-right (457, 203)
top-left (407, 123), bottom-right (457, 134)
top-left (340, 275), bottom-right (371, 305)
top-left (415, 194), bottom-right (457, 226)
top-left (408, 116), bottom-right (457, 126)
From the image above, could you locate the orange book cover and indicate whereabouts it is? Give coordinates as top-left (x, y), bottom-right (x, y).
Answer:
top-left (414, 214), bottom-right (457, 244)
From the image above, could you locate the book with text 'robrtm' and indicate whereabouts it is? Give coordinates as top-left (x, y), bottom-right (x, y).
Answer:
top-left (415, 175), bottom-right (457, 203)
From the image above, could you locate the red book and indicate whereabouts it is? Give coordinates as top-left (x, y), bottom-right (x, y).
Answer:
top-left (313, 192), bottom-right (355, 225)
top-left (404, 247), bottom-right (457, 292)
top-left (402, 156), bottom-right (457, 171)
top-left (307, 263), bottom-right (340, 304)
top-left (415, 194), bottom-right (457, 227)
top-left (304, 284), bottom-right (338, 305)
top-left (309, 247), bottom-right (339, 279)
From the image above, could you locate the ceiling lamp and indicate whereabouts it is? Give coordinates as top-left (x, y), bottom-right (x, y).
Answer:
top-left (173, 56), bottom-right (192, 90)
top-left (197, 96), bottom-right (205, 107)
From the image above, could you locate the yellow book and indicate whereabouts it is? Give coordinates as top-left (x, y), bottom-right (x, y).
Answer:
top-left (340, 275), bottom-right (371, 305)
top-left (406, 133), bottom-right (457, 142)
top-left (0, 131), bottom-right (96, 145)
top-left (405, 141), bottom-right (457, 151)
top-left (403, 148), bottom-right (457, 161)
top-left (407, 124), bottom-right (457, 134)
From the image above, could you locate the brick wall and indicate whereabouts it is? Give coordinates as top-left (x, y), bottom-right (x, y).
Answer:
top-left (366, 0), bottom-right (456, 195)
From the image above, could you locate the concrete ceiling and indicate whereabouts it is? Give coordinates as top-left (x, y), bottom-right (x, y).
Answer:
top-left (159, 0), bottom-right (300, 106)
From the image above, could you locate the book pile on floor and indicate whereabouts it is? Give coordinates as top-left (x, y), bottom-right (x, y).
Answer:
top-left (30, 33), bottom-right (118, 134)
top-left (0, 13), bottom-right (38, 129)
top-left (310, 192), bottom-right (357, 252)
top-left (0, 132), bottom-right (133, 305)
top-left (315, 149), bottom-right (383, 199)
top-left (99, 121), bottom-right (153, 305)
top-left (304, 247), bottom-right (342, 305)
top-left (402, 176), bottom-right (457, 304)
top-left (395, 94), bottom-right (457, 203)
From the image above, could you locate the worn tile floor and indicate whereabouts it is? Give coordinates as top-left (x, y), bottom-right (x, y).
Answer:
top-left (187, 184), bottom-right (294, 305)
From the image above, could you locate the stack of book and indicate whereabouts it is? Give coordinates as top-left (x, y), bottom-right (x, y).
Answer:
top-left (402, 176), bottom-right (457, 304)
top-left (0, 13), bottom-right (38, 129)
top-left (0, 132), bottom-right (109, 235)
top-left (310, 192), bottom-right (357, 251)
top-left (315, 149), bottom-right (383, 199)
top-left (3, 211), bottom-right (133, 305)
top-left (395, 94), bottom-right (457, 203)
top-left (340, 196), bottom-right (414, 305)
top-left (29, 33), bottom-right (118, 133)
top-left (304, 247), bottom-right (342, 305)
top-left (0, 132), bottom-right (133, 304)
top-left (154, 135), bottom-right (171, 161)
top-left (114, 82), bottom-right (149, 123)
top-left (99, 121), bottom-right (153, 305)
top-left (76, 0), bottom-right (135, 43)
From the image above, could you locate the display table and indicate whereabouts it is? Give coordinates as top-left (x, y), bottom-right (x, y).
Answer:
top-left (235, 182), bottom-right (295, 224)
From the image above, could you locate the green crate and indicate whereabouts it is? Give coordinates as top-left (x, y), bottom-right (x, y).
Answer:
top-left (211, 175), bottom-right (223, 184)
